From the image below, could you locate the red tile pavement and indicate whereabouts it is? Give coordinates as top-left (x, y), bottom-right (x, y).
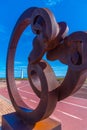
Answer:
top-left (0, 80), bottom-right (87, 130)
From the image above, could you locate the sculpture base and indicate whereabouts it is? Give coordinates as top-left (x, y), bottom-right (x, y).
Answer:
top-left (2, 112), bottom-right (61, 130)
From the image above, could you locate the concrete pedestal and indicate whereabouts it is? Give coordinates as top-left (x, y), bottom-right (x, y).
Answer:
top-left (2, 112), bottom-right (61, 130)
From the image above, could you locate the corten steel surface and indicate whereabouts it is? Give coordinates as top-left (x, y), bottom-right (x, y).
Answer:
top-left (6, 7), bottom-right (87, 126)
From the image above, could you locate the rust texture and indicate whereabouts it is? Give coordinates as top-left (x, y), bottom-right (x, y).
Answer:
top-left (6, 7), bottom-right (87, 125)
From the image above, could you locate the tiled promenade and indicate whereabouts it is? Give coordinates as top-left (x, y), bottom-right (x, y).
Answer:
top-left (0, 80), bottom-right (87, 130)
top-left (0, 96), bottom-right (15, 125)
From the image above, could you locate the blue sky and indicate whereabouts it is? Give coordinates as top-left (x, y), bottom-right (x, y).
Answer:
top-left (0, 0), bottom-right (87, 78)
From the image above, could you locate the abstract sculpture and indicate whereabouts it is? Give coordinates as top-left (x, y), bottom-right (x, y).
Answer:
top-left (4, 7), bottom-right (87, 129)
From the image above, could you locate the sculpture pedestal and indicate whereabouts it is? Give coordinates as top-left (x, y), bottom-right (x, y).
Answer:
top-left (34, 117), bottom-right (61, 130)
top-left (2, 112), bottom-right (61, 130)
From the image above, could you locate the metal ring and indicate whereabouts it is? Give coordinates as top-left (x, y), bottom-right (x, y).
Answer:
top-left (30, 60), bottom-right (86, 101)
top-left (6, 7), bottom-right (58, 124)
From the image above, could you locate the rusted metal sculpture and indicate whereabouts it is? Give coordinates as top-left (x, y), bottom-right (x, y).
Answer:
top-left (5, 7), bottom-right (87, 129)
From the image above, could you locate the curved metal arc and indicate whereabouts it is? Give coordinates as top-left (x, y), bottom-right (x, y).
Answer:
top-left (28, 61), bottom-right (86, 101)
top-left (46, 31), bottom-right (87, 101)
top-left (6, 7), bottom-right (58, 124)
top-left (28, 60), bottom-right (59, 96)
top-left (6, 7), bottom-right (49, 124)
top-left (29, 37), bottom-right (46, 64)
top-left (6, 7), bottom-right (37, 109)
top-left (31, 8), bottom-right (59, 41)
top-left (57, 68), bottom-right (86, 101)
top-left (67, 31), bottom-right (87, 71)
top-left (28, 63), bottom-right (58, 120)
